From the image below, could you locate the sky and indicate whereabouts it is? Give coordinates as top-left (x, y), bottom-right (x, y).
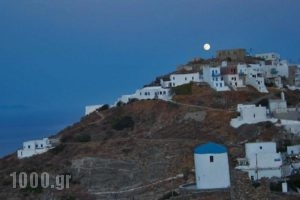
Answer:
top-left (0, 0), bottom-right (300, 156)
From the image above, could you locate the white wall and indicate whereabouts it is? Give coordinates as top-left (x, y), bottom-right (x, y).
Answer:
top-left (203, 66), bottom-right (230, 91)
top-left (269, 100), bottom-right (287, 113)
top-left (133, 86), bottom-right (171, 100)
top-left (261, 64), bottom-right (289, 78)
top-left (237, 64), bottom-right (248, 75)
top-left (230, 104), bottom-right (277, 128)
top-left (117, 86), bottom-right (171, 104)
top-left (17, 138), bottom-right (51, 159)
top-left (236, 142), bottom-right (282, 181)
top-left (245, 142), bottom-right (277, 156)
top-left (247, 152), bottom-right (282, 168)
top-left (287, 145), bottom-right (300, 155)
top-left (255, 53), bottom-right (280, 61)
top-left (85, 104), bottom-right (103, 115)
top-left (247, 168), bottom-right (282, 180)
top-left (223, 74), bottom-right (244, 88)
top-left (246, 65), bottom-right (268, 93)
top-left (194, 152), bottom-right (230, 189)
top-left (170, 72), bottom-right (201, 87)
top-left (239, 104), bottom-right (267, 122)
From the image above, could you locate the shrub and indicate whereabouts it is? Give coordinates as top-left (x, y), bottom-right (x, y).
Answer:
top-left (171, 83), bottom-right (192, 95)
top-left (75, 133), bottom-right (91, 143)
top-left (112, 116), bottom-right (134, 130)
top-left (50, 144), bottom-right (66, 155)
top-left (21, 178), bottom-right (43, 194)
top-left (128, 98), bottom-right (139, 104)
top-left (98, 104), bottom-right (109, 111)
top-left (116, 101), bottom-right (124, 107)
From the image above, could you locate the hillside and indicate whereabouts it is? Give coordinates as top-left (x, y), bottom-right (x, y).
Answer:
top-left (1, 84), bottom-right (300, 200)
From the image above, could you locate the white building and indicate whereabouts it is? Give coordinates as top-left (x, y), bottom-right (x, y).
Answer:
top-left (17, 138), bottom-right (52, 159)
top-left (256, 52), bottom-right (280, 62)
top-left (287, 145), bottom-right (300, 155)
top-left (170, 72), bottom-right (202, 87)
top-left (203, 66), bottom-right (230, 91)
top-left (236, 142), bottom-right (282, 181)
top-left (255, 53), bottom-right (288, 88)
top-left (194, 142), bottom-right (230, 189)
top-left (230, 104), bottom-right (275, 128)
top-left (245, 64), bottom-right (268, 93)
top-left (85, 104), bottom-right (103, 115)
top-left (116, 86), bottom-right (171, 104)
top-left (237, 63), bottom-right (248, 76)
top-left (268, 92), bottom-right (287, 114)
top-left (222, 74), bottom-right (245, 90)
top-left (220, 63), bottom-right (245, 90)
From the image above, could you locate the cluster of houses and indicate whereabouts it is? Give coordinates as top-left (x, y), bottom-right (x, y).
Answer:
top-left (230, 91), bottom-right (300, 137)
top-left (235, 142), bottom-right (300, 182)
top-left (16, 49), bottom-right (300, 194)
top-left (192, 141), bottom-right (300, 193)
top-left (17, 138), bottom-right (53, 159)
top-left (85, 49), bottom-right (300, 115)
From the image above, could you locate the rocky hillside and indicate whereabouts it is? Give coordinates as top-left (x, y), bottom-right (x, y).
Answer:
top-left (1, 84), bottom-right (300, 200)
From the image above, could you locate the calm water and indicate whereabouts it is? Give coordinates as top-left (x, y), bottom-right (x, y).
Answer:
top-left (0, 108), bottom-right (80, 158)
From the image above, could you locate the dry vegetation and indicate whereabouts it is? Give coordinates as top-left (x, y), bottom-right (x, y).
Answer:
top-left (0, 83), bottom-right (299, 199)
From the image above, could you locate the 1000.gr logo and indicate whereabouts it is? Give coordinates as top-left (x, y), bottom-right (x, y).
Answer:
top-left (10, 172), bottom-right (71, 190)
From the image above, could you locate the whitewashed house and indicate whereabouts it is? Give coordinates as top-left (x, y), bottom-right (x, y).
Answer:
top-left (116, 86), bottom-right (171, 104)
top-left (245, 64), bottom-right (268, 93)
top-left (160, 72), bottom-right (202, 88)
top-left (85, 104), bottom-right (103, 115)
top-left (203, 66), bottom-right (230, 91)
top-left (194, 142), bottom-right (230, 189)
top-left (237, 63), bottom-right (248, 76)
top-left (287, 145), bottom-right (300, 155)
top-left (220, 63), bottom-right (245, 90)
top-left (256, 53), bottom-right (289, 88)
top-left (230, 104), bottom-right (275, 128)
top-left (268, 92), bottom-right (287, 114)
top-left (256, 52), bottom-right (281, 63)
top-left (236, 142), bottom-right (282, 181)
top-left (17, 138), bottom-right (52, 159)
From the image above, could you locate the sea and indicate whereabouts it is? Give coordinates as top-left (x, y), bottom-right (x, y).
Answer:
top-left (0, 108), bottom-right (80, 158)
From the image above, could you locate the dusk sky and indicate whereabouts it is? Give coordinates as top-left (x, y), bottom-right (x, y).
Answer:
top-left (1, 0), bottom-right (300, 155)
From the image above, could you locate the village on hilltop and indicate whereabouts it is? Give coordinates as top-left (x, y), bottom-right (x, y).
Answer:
top-left (17, 48), bottom-right (300, 195)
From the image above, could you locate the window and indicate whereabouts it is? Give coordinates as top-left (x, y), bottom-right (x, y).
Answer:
top-left (185, 77), bottom-right (187, 81)
top-left (36, 144), bottom-right (38, 148)
top-left (173, 77), bottom-right (175, 80)
top-left (144, 92), bottom-right (147, 96)
top-left (28, 145), bottom-right (30, 149)
top-left (160, 91), bottom-right (162, 95)
top-left (41, 144), bottom-right (43, 148)
top-left (210, 156), bottom-right (214, 162)
top-left (163, 91), bottom-right (166, 95)
top-left (259, 146), bottom-right (262, 149)
top-left (192, 77), bottom-right (194, 80)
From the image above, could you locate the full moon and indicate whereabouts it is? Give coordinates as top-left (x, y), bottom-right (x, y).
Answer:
top-left (203, 43), bottom-right (211, 51)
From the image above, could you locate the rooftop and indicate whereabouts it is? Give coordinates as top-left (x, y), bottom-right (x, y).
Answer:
top-left (194, 142), bottom-right (227, 154)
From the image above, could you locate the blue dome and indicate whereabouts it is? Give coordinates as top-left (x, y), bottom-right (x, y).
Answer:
top-left (194, 142), bottom-right (227, 154)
